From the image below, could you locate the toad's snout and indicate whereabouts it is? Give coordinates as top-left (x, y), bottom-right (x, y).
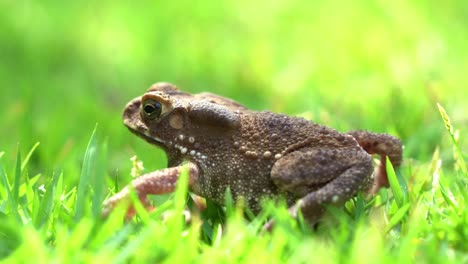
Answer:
top-left (123, 97), bottom-right (143, 128)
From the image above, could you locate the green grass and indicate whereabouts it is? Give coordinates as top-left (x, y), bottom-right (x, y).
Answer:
top-left (1, 1), bottom-right (468, 263)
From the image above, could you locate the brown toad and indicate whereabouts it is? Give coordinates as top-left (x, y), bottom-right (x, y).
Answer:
top-left (103, 82), bottom-right (403, 225)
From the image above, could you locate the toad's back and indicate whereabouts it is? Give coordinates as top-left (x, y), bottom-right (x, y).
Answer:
top-left (191, 110), bottom-right (361, 211)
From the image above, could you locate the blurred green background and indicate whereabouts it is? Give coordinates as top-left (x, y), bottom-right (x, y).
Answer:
top-left (0, 1), bottom-right (467, 184)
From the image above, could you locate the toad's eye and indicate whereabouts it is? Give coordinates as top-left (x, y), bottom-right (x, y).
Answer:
top-left (142, 99), bottom-right (162, 119)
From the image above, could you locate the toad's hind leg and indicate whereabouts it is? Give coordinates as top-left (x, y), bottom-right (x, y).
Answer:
top-left (347, 131), bottom-right (403, 193)
top-left (270, 147), bottom-right (374, 225)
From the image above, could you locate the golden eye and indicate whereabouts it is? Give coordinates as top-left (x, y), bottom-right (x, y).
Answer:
top-left (142, 99), bottom-right (162, 119)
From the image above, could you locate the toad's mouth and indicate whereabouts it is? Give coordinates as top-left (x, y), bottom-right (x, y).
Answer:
top-left (126, 125), bottom-right (165, 145)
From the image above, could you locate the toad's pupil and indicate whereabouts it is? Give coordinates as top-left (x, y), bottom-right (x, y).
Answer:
top-left (143, 101), bottom-right (162, 117)
top-left (144, 104), bottom-right (155, 113)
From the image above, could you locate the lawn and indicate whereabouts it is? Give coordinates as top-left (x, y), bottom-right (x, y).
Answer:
top-left (1, 1), bottom-right (468, 263)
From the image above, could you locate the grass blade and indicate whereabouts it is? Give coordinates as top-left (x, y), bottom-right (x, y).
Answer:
top-left (439, 176), bottom-right (459, 214)
top-left (92, 139), bottom-right (107, 217)
top-left (1, 160), bottom-right (22, 223)
top-left (386, 156), bottom-right (405, 207)
top-left (75, 125), bottom-right (98, 221)
top-left (12, 148), bottom-right (21, 204)
top-left (21, 142), bottom-right (40, 171)
top-left (168, 164), bottom-right (190, 232)
top-left (112, 227), bottom-right (150, 264)
top-left (437, 103), bottom-right (467, 175)
top-left (386, 203), bottom-right (411, 232)
top-left (33, 171), bottom-right (61, 229)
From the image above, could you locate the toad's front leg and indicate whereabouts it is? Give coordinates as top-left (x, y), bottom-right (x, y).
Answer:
top-left (102, 162), bottom-right (200, 218)
top-left (270, 147), bottom-right (374, 226)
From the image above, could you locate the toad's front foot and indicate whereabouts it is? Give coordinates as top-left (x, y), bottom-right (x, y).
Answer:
top-left (102, 163), bottom-right (199, 218)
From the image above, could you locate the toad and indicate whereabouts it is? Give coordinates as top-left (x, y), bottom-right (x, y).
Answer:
top-left (103, 82), bottom-right (402, 226)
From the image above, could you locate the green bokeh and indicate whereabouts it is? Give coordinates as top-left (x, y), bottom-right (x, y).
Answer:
top-left (1, 1), bottom-right (467, 183)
